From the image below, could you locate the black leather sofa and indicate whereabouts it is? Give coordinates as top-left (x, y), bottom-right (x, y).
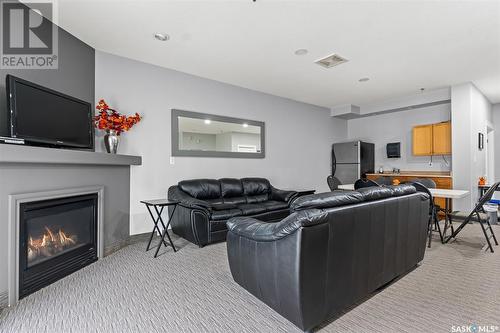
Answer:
top-left (167, 178), bottom-right (297, 247)
top-left (226, 185), bottom-right (430, 332)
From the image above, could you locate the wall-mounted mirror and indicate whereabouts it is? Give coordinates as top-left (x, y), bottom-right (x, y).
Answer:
top-left (171, 109), bottom-right (265, 158)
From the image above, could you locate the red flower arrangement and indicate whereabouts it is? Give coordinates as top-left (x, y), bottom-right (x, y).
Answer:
top-left (94, 99), bottom-right (141, 135)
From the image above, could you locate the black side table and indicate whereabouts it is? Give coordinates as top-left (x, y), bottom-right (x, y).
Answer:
top-left (140, 199), bottom-right (179, 258)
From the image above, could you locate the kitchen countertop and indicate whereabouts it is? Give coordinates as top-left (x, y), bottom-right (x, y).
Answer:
top-left (338, 184), bottom-right (468, 198)
top-left (366, 173), bottom-right (452, 178)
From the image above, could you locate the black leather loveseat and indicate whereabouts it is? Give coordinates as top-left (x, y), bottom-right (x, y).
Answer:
top-left (167, 178), bottom-right (297, 247)
top-left (226, 185), bottom-right (430, 332)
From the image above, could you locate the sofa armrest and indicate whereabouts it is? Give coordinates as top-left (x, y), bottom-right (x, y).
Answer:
top-left (227, 217), bottom-right (277, 241)
top-left (169, 203), bottom-right (210, 247)
top-left (270, 187), bottom-right (298, 203)
top-left (227, 209), bottom-right (328, 242)
top-left (168, 186), bottom-right (212, 211)
top-left (177, 199), bottom-right (211, 211)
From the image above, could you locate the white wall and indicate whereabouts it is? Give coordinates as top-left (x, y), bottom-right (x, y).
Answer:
top-left (469, 84), bottom-right (492, 207)
top-left (492, 103), bottom-right (500, 199)
top-left (95, 51), bottom-right (347, 235)
top-left (451, 83), bottom-right (492, 210)
top-left (347, 103), bottom-right (451, 172)
top-left (494, 103), bottom-right (500, 179)
top-left (451, 84), bottom-right (473, 210)
top-left (487, 129), bottom-right (495, 184)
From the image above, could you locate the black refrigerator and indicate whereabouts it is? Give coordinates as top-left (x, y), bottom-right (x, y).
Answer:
top-left (331, 141), bottom-right (375, 184)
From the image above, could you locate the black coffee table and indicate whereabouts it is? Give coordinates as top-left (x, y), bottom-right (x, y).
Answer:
top-left (140, 199), bottom-right (179, 257)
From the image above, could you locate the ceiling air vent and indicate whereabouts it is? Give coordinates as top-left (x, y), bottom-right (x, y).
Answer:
top-left (315, 53), bottom-right (348, 68)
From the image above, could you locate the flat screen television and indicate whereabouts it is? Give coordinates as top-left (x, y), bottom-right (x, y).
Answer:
top-left (6, 75), bottom-right (93, 149)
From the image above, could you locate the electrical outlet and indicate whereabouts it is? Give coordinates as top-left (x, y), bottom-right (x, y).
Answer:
top-left (170, 156), bottom-right (175, 165)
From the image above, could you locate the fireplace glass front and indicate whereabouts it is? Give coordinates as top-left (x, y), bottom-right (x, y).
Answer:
top-left (19, 193), bottom-right (98, 298)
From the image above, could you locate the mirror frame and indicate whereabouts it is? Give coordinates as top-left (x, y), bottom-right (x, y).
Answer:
top-left (171, 109), bottom-right (266, 158)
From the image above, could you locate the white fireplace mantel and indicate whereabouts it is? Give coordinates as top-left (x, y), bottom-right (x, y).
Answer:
top-left (0, 144), bottom-right (141, 166)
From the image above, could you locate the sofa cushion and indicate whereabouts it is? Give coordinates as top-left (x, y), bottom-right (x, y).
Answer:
top-left (211, 208), bottom-right (242, 221)
top-left (178, 179), bottom-right (221, 200)
top-left (291, 191), bottom-right (363, 211)
top-left (220, 178), bottom-right (244, 198)
top-left (223, 196), bottom-right (247, 205)
top-left (206, 198), bottom-right (224, 205)
top-left (247, 194), bottom-right (269, 203)
top-left (241, 178), bottom-right (271, 196)
top-left (222, 197), bottom-right (247, 205)
top-left (210, 203), bottom-right (238, 211)
top-left (237, 203), bottom-right (268, 215)
top-left (385, 184), bottom-right (416, 196)
top-left (261, 200), bottom-right (289, 211)
top-left (356, 186), bottom-right (393, 201)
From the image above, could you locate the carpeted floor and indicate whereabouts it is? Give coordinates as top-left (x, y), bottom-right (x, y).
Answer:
top-left (1, 224), bottom-right (499, 333)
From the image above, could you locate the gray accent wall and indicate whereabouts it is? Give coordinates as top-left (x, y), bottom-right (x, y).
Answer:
top-left (95, 51), bottom-right (348, 235)
top-left (0, 1), bottom-right (95, 138)
top-left (0, 4), bottom-right (98, 306)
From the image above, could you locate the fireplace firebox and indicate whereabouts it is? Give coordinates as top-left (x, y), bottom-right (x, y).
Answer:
top-left (19, 193), bottom-right (98, 299)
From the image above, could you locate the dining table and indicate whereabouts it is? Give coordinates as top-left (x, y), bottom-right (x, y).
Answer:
top-left (337, 184), bottom-right (470, 240)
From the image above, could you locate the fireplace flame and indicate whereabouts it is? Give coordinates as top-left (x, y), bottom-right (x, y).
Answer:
top-left (58, 229), bottom-right (76, 246)
top-left (27, 226), bottom-right (78, 263)
top-left (45, 226), bottom-right (55, 242)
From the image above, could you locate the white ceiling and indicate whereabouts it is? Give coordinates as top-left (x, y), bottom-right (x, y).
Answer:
top-left (53, 0), bottom-right (500, 107)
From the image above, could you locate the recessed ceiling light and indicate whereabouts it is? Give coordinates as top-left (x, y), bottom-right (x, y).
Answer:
top-left (204, 119), bottom-right (211, 125)
top-left (242, 123), bottom-right (249, 128)
top-left (294, 49), bottom-right (308, 56)
top-left (359, 77), bottom-right (370, 82)
top-left (154, 33), bottom-right (169, 41)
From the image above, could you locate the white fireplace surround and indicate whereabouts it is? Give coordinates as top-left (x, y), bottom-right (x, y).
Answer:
top-left (7, 186), bottom-right (104, 306)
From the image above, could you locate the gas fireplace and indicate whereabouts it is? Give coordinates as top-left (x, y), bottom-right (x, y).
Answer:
top-left (19, 193), bottom-right (98, 299)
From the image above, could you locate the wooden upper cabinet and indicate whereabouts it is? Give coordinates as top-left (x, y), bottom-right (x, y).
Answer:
top-left (432, 121), bottom-right (451, 155)
top-left (412, 121), bottom-right (451, 156)
top-left (412, 125), bottom-right (433, 156)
